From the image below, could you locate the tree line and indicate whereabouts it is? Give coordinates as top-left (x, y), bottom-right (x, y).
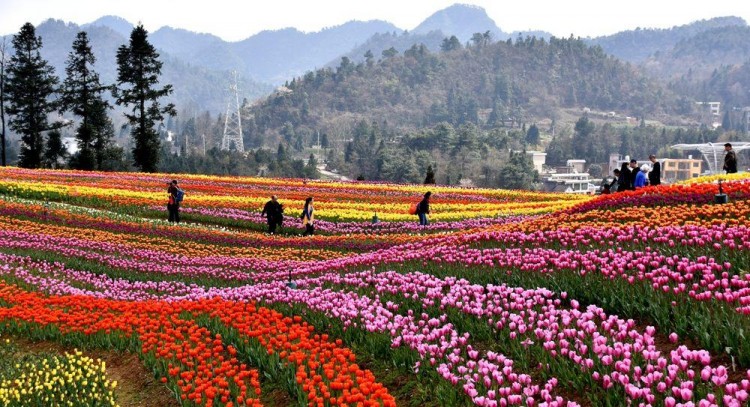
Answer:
top-left (1, 22), bottom-right (173, 172)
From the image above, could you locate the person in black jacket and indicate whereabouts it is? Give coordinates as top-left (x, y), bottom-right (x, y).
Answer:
top-left (648, 155), bottom-right (661, 186)
top-left (616, 163), bottom-right (631, 192)
top-left (628, 159), bottom-right (639, 190)
top-left (724, 143), bottom-right (738, 174)
top-left (261, 195), bottom-right (283, 234)
top-left (417, 191), bottom-right (431, 226)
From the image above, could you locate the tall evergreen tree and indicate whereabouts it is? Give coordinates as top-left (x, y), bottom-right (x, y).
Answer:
top-left (114, 24), bottom-right (175, 172)
top-left (5, 23), bottom-right (59, 169)
top-left (43, 129), bottom-right (67, 169)
top-left (0, 37), bottom-right (8, 166)
top-left (89, 98), bottom-right (120, 170)
top-left (424, 165), bottom-right (436, 184)
top-left (525, 124), bottom-right (540, 145)
top-left (61, 31), bottom-right (111, 170)
top-left (572, 116), bottom-right (595, 159)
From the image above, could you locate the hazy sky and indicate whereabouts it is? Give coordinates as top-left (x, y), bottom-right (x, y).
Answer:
top-left (2, 0), bottom-right (749, 41)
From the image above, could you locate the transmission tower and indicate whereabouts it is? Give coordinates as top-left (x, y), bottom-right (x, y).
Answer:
top-left (221, 71), bottom-right (244, 152)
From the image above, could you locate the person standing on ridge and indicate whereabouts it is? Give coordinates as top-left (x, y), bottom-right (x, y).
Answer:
top-left (416, 191), bottom-right (431, 226)
top-left (724, 143), bottom-right (738, 174)
top-left (634, 165), bottom-right (648, 189)
top-left (301, 197), bottom-right (315, 236)
top-left (617, 163), bottom-right (631, 192)
top-left (167, 180), bottom-right (181, 223)
top-left (261, 195), bottom-right (283, 234)
top-left (648, 155), bottom-right (661, 186)
top-left (628, 159), bottom-right (639, 190)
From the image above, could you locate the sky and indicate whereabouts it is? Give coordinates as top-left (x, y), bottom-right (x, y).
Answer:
top-left (1, 0), bottom-right (749, 41)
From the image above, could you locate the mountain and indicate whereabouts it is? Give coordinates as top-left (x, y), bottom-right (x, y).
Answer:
top-left (82, 15), bottom-right (134, 38)
top-left (590, 16), bottom-right (747, 64)
top-left (31, 19), bottom-right (272, 116)
top-left (146, 20), bottom-right (400, 85)
top-left (242, 36), bottom-right (675, 148)
top-left (412, 3), bottom-right (505, 42)
top-left (334, 5), bottom-right (552, 70)
top-left (232, 20), bottom-right (400, 84)
top-left (642, 25), bottom-right (750, 80)
top-left (150, 27), bottom-right (244, 75)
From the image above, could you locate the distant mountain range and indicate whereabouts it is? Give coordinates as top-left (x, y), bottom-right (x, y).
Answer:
top-left (588, 16), bottom-right (747, 64)
top-left (2, 3), bottom-right (749, 119)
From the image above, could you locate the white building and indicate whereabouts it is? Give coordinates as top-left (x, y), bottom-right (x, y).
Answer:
top-left (566, 159), bottom-right (586, 173)
top-left (543, 172), bottom-right (598, 194)
top-left (526, 151), bottom-right (547, 174)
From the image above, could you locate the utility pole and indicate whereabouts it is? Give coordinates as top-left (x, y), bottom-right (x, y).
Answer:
top-left (221, 71), bottom-right (244, 152)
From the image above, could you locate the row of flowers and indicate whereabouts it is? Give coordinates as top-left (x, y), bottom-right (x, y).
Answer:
top-left (0, 167), bottom-right (586, 221)
top-left (4, 248), bottom-right (750, 406)
top-left (0, 282), bottom-right (395, 407)
top-left (567, 178), bottom-right (750, 214)
top-left (1, 167), bottom-right (749, 406)
top-left (0, 345), bottom-right (118, 407)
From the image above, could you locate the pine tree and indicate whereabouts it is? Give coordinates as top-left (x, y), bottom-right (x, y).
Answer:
top-left (1, 37), bottom-right (8, 166)
top-left (61, 31), bottom-right (111, 170)
top-left (43, 129), bottom-right (67, 169)
top-left (526, 124), bottom-right (540, 145)
top-left (5, 23), bottom-right (59, 168)
top-left (304, 153), bottom-right (320, 179)
top-left (114, 24), bottom-right (175, 172)
top-left (424, 165), bottom-right (436, 184)
top-left (90, 98), bottom-right (119, 170)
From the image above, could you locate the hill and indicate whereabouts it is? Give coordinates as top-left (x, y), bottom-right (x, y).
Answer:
top-left (590, 16), bottom-right (746, 64)
top-left (245, 36), bottom-right (675, 145)
top-left (338, 4), bottom-right (555, 67)
top-left (81, 15), bottom-right (134, 38)
top-left (412, 3), bottom-right (504, 42)
top-left (643, 25), bottom-right (750, 80)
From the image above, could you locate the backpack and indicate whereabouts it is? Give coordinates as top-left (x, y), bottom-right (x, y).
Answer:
top-left (175, 188), bottom-right (185, 203)
top-left (408, 202), bottom-right (419, 215)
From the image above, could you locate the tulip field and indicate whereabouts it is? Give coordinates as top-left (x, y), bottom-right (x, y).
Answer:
top-left (2, 167), bottom-right (750, 407)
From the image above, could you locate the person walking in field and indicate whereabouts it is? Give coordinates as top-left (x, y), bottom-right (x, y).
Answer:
top-left (724, 143), bottom-right (738, 174)
top-left (648, 155), bottom-right (661, 186)
top-left (301, 197), bottom-right (315, 236)
top-left (416, 191), bottom-right (431, 226)
top-left (634, 165), bottom-right (648, 189)
top-left (167, 180), bottom-right (182, 223)
top-left (261, 195), bottom-right (283, 234)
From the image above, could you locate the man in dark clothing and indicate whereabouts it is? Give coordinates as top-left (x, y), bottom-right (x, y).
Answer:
top-left (628, 159), bottom-right (639, 190)
top-left (167, 180), bottom-right (180, 223)
top-left (417, 191), bottom-right (431, 226)
top-left (261, 195), bottom-right (283, 234)
top-left (648, 155), bottom-right (661, 186)
top-left (724, 143), bottom-right (738, 174)
top-left (616, 163), bottom-right (631, 192)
